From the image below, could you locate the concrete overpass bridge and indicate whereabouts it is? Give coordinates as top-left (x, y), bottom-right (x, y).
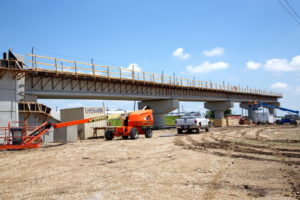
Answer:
top-left (0, 49), bottom-right (282, 128)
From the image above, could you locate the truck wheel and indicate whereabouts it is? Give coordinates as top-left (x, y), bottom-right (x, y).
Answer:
top-left (122, 136), bottom-right (129, 139)
top-left (205, 127), bottom-right (209, 132)
top-left (105, 130), bottom-right (114, 140)
top-left (177, 128), bottom-right (183, 134)
top-left (144, 128), bottom-right (153, 138)
top-left (195, 128), bottom-right (200, 134)
top-left (130, 128), bottom-right (139, 140)
top-left (187, 129), bottom-right (193, 134)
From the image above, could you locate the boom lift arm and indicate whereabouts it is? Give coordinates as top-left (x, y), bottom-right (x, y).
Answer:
top-left (0, 115), bottom-right (108, 150)
top-left (249, 102), bottom-right (299, 115)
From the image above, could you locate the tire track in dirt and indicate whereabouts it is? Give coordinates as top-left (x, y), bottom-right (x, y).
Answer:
top-left (185, 134), bottom-right (234, 200)
top-left (174, 128), bottom-right (300, 165)
top-left (174, 126), bottom-right (300, 199)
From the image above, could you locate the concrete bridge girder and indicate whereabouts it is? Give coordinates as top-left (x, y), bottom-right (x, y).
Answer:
top-left (25, 74), bottom-right (280, 103)
top-left (138, 99), bottom-right (179, 128)
top-left (204, 101), bottom-right (234, 119)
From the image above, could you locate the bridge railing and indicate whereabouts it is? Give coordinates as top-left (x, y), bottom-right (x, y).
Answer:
top-left (24, 54), bottom-right (282, 97)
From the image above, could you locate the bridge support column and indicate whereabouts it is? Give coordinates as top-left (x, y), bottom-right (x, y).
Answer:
top-left (240, 102), bottom-right (254, 120)
top-left (0, 71), bottom-right (20, 126)
top-left (138, 99), bottom-right (179, 129)
top-left (267, 102), bottom-right (280, 116)
top-left (204, 101), bottom-right (233, 119)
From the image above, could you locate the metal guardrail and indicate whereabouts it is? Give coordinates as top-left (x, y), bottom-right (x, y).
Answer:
top-left (23, 54), bottom-right (282, 97)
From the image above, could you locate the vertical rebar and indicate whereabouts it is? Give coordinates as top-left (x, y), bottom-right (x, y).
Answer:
top-left (74, 61), bottom-right (77, 76)
top-left (91, 59), bottom-right (95, 77)
top-left (55, 58), bottom-right (58, 75)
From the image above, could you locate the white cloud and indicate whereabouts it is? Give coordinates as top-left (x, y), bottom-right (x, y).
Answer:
top-left (270, 82), bottom-right (288, 89)
top-left (172, 48), bottom-right (190, 59)
top-left (186, 61), bottom-right (229, 73)
top-left (203, 47), bottom-right (224, 57)
top-left (123, 63), bottom-right (142, 72)
top-left (246, 61), bottom-right (261, 70)
top-left (264, 55), bottom-right (300, 71)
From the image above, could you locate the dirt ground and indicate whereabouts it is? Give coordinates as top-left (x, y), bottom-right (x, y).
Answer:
top-left (0, 125), bottom-right (300, 200)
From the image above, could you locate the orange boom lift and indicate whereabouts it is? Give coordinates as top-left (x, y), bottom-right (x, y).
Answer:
top-left (104, 107), bottom-right (154, 140)
top-left (0, 108), bottom-right (154, 150)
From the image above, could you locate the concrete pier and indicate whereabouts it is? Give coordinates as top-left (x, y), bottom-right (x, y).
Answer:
top-left (138, 99), bottom-right (179, 128)
top-left (204, 101), bottom-right (233, 119)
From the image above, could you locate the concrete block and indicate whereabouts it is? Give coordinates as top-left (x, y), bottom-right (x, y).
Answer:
top-left (54, 125), bottom-right (77, 143)
top-left (42, 127), bottom-right (54, 143)
top-left (213, 119), bottom-right (227, 127)
top-left (227, 119), bottom-right (240, 126)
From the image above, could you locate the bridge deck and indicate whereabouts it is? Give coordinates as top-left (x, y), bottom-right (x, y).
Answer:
top-left (0, 54), bottom-right (282, 100)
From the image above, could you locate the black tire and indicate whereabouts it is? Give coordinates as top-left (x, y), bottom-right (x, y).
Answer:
top-left (205, 127), bottom-right (209, 132)
top-left (195, 128), bottom-right (200, 134)
top-left (122, 136), bottom-right (129, 139)
top-left (105, 129), bottom-right (114, 140)
top-left (144, 128), bottom-right (153, 138)
top-left (187, 129), bottom-right (193, 134)
top-left (177, 128), bottom-right (183, 134)
top-left (129, 127), bottom-right (139, 140)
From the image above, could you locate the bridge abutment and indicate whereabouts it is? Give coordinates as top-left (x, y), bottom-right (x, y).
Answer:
top-left (204, 101), bottom-right (233, 119)
top-left (0, 71), bottom-right (20, 126)
top-left (138, 99), bottom-right (179, 128)
top-left (23, 95), bottom-right (38, 102)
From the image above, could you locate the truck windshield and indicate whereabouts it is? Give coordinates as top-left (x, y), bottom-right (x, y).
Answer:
top-left (184, 112), bottom-right (201, 117)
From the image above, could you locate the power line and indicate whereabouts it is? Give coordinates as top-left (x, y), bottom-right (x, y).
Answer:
top-left (284, 0), bottom-right (300, 21)
top-left (277, 0), bottom-right (300, 26)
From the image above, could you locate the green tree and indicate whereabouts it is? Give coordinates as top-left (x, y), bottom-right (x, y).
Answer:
top-left (206, 110), bottom-right (215, 118)
top-left (206, 109), bottom-right (232, 119)
top-left (224, 108), bottom-right (232, 116)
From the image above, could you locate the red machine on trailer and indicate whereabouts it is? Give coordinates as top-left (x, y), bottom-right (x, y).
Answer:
top-left (0, 108), bottom-right (154, 150)
top-left (0, 116), bottom-right (107, 150)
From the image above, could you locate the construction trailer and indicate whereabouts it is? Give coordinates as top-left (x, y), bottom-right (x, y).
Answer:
top-left (60, 107), bottom-right (107, 139)
top-left (252, 113), bottom-right (275, 124)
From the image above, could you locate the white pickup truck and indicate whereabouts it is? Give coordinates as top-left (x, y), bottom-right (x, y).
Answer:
top-left (175, 112), bottom-right (210, 134)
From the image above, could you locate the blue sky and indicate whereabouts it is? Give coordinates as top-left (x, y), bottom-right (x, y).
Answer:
top-left (1, 0), bottom-right (299, 117)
